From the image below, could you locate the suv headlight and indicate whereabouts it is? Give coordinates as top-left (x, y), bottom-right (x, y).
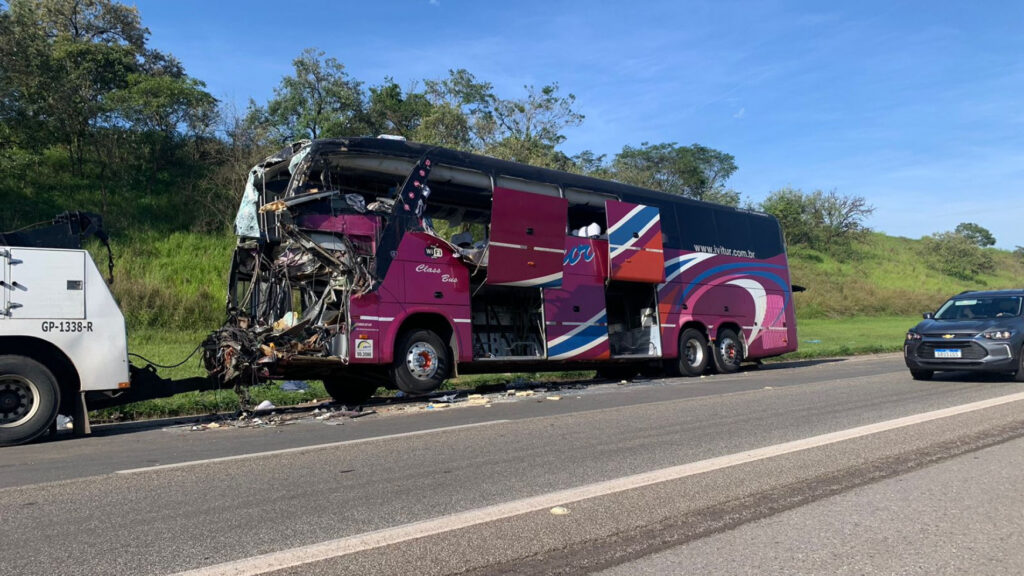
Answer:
top-left (906, 331), bottom-right (922, 341)
top-left (982, 330), bottom-right (1013, 340)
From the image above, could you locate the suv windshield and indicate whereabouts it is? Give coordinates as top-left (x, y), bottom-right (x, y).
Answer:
top-left (934, 296), bottom-right (1022, 320)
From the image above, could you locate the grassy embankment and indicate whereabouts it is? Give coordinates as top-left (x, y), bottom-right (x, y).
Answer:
top-left (99, 231), bottom-right (1024, 420)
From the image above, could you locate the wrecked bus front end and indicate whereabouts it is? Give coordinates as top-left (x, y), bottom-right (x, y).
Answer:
top-left (203, 139), bottom-right (443, 400)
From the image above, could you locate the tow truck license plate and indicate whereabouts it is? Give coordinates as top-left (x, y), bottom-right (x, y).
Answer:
top-left (935, 348), bottom-right (962, 359)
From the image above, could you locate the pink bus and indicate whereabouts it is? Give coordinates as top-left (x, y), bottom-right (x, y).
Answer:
top-left (206, 138), bottom-right (797, 403)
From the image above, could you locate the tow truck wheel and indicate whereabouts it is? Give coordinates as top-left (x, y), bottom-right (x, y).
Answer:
top-left (712, 328), bottom-right (743, 374)
top-left (392, 329), bottom-right (451, 395)
top-left (0, 355), bottom-right (60, 447)
top-left (322, 374), bottom-right (380, 406)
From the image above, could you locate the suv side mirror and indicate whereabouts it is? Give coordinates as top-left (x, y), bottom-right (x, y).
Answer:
top-left (923, 312), bottom-right (934, 319)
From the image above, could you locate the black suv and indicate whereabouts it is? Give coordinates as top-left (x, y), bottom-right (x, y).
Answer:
top-left (905, 290), bottom-right (1024, 381)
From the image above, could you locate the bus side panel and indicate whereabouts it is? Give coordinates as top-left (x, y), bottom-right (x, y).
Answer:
top-left (657, 249), bottom-right (796, 360)
top-left (351, 232), bottom-right (471, 364)
top-left (349, 291), bottom-right (385, 364)
top-left (487, 187), bottom-right (567, 288)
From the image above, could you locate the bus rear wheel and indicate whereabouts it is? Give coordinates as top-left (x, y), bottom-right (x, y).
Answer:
top-left (0, 355), bottom-right (60, 447)
top-left (712, 328), bottom-right (744, 374)
top-left (675, 328), bottom-right (709, 377)
top-left (391, 329), bottom-right (451, 395)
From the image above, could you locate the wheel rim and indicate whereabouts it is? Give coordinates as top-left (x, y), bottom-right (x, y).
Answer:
top-left (685, 338), bottom-right (705, 368)
top-left (719, 337), bottom-right (740, 366)
top-left (0, 375), bottom-right (40, 428)
top-left (406, 342), bottom-right (440, 381)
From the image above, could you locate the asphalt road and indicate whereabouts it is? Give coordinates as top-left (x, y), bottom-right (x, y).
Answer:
top-left (3, 353), bottom-right (1024, 575)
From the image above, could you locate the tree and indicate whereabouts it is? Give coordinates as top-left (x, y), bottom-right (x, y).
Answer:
top-left (813, 189), bottom-right (874, 249)
top-left (759, 188), bottom-right (874, 252)
top-left (921, 231), bottom-right (994, 281)
top-left (0, 0), bottom-right (155, 169)
top-left (608, 142), bottom-right (740, 206)
top-left (258, 48), bottom-right (367, 143)
top-left (480, 83), bottom-right (583, 169)
top-left (367, 78), bottom-right (431, 139)
top-left (419, 68), bottom-right (495, 150)
top-left (759, 187), bottom-right (812, 246)
top-left (0, 0), bottom-right (215, 175)
top-left (953, 222), bottom-right (996, 247)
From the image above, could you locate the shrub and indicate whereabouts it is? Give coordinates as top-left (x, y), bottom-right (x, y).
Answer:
top-left (919, 232), bottom-right (994, 281)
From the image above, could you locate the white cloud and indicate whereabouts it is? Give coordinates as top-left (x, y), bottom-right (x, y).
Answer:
top-left (733, 107), bottom-right (746, 119)
top-left (429, 0), bottom-right (440, 5)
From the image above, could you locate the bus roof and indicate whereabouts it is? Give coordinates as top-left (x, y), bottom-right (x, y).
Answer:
top-left (300, 137), bottom-right (774, 220)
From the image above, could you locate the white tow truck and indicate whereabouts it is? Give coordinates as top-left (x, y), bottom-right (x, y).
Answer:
top-left (0, 213), bottom-right (218, 446)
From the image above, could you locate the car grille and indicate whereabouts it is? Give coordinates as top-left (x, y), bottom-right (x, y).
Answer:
top-left (923, 332), bottom-right (977, 339)
top-left (916, 341), bottom-right (988, 360)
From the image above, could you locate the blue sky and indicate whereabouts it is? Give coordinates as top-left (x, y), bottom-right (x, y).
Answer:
top-left (136, 0), bottom-right (1024, 248)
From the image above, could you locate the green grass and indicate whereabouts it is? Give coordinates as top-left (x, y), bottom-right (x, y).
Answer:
top-left (777, 315), bottom-right (917, 360)
top-left (790, 233), bottom-right (1024, 318)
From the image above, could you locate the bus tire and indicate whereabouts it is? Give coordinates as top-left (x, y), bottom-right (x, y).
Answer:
top-left (712, 328), bottom-right (743, 374)
top-left (392, 329), bottom-right (451, 395)
top-left (0, 355), bottom-right (60, 447)
top-left (322, 374), bottom-right (380, 406)
top-left (675, 328), bottom-right (709, 377)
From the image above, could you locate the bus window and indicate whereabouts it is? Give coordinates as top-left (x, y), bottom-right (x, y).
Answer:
top-left (748, 213), bottom-right (785, 258)
top-left (654, 202), bottom-right (682, 247)
top-left (566, 188), bottom-right (616, 237)
top-left (675, 203), bottom-right (718, 253)
top-left (713, 209), bottom-right (754, 255)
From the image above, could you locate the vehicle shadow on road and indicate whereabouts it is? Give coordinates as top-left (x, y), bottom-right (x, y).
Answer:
top-left (756, 357), bottom-right (846, 371)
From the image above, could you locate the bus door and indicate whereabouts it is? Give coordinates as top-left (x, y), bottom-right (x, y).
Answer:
top-left (468, 187), bottom-right (566, 360)
top-left (604, 199), bottom-right (665, 357)
top-left (486, 187), bottom-right (567, 288)
top-left (543, 237), bottom-right (610, 360)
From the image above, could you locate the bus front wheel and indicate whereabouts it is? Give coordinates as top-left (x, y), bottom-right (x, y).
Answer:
top-left (712, 328), bottom-right (744, 374)
top-left (392, 329), bottom-right (451, 395)
top-left (322, 374), bottom-right (381, 406)
top-left (0, 355), bottom-right (60, 447)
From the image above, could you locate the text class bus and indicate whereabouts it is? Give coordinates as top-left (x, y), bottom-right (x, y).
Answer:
top-left (207, 137), bottom-right (797, 404)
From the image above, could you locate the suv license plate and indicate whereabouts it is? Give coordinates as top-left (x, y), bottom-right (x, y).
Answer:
top-left (935, 348), bottom-right (962, 359)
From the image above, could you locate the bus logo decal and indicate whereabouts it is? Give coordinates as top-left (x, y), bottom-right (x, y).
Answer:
top-left (563, 245), bottom-right (595, 267)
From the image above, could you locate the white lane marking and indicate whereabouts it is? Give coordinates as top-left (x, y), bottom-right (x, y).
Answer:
top-left (170, 390), bottom-right (1024, 576)
top-left (117, 421), bottom-right (509, 475)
